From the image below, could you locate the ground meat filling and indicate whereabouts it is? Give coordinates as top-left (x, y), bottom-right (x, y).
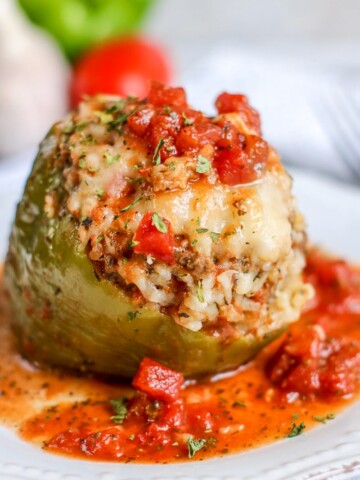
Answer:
top-left (45, 82), bottom-right (313, 337)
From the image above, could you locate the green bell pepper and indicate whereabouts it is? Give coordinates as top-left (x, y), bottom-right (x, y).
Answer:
top-left (17, 0), bottom-right (154, 60)
top-left (4, 129), bottom-right (283, 378)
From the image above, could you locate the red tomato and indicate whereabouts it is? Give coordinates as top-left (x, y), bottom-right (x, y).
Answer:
top-left (148, 81), bottom-right (187, 107)
top-left (215, 92), bottom-right (261, 134)
top-left (70, 38), bottom-right (171, 107)
top-left (80, 427), bottom-right (124, 459)
top-left (132, 358), bottom-right (184, 402)
top-left (46, 427), bottom-right (91, 454)
top-left (267, 325), bottom-right (360, 397)
top-left (133, 211), bottom-right (175, 264)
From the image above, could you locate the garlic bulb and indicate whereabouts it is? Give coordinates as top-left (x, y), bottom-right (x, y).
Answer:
top-left (0, 0), bottom-right (70, 156)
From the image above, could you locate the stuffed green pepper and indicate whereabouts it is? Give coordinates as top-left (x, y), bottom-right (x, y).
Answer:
top-left (4, 82), bottom-right (313, 377)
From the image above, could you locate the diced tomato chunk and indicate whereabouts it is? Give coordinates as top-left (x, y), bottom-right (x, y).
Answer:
top-left (214, 146), bottom-right (258, 185)
top-left (215, 92), bottom-right (261, 134)
top-left (175, 125), bottom-right (199, 153)
top-left (196, 123), bottom-right (222, 146)
top-left (307, 252), bottom-right (359, 290)
top-left (133, 211), bottom-right (175, 264)
top-left (267, 325), bottom-right (360, 397)
top-left (80, 427), bottom-right (124, 459)
top-left (46, 427), bottom-right (91, 453)
top-left (148, 81), bottom-right (187, 107)
top-left (127, 107), bottom-right (154, 136)
top-left (132, 357), bottom-right (184, 402)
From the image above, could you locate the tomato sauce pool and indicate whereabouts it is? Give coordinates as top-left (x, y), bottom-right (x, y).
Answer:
top-left (0, 250), bottom-right (359, 463)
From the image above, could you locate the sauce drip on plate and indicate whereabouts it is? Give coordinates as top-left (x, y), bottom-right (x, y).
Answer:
top-left (0, 250), bottom-right (359, 463)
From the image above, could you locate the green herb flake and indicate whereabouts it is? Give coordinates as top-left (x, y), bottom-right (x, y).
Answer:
top-left (95, 234), bottom-right (104, 244)
top-left (129, 239), bottom-right (139, 248)
top-left (120, 197), bottom-right (143, 213)
top-left (79, 158), bottom-right (87, 169)
top-left (95, 188), bottom-right (104, 198)
top-left (81, 217), bottom-right (92, 228)
top-left (109, 398), bottom-right (128, 424)
top-left (209, 232), bottom-right (220, 243)
top-left (63, 122), bottom-right (74, 134)
top-left (196, 281), bottom-right (205, 303)
top-left (153, 138), bottom-right (165, 165)
top-left (152, 212), bottom-right (168, 233)
top-left (168, 161), bottom-right (176, 171)
top-left (196, 228), bottom-right (208, 234)
top-left (108, 111), bottom-right (133, 130)
top-left (128, 434), bottom-right (135, 441)
top-left (287, 422), bottom-right (306, 438)
top-left (94, 110), bottom-right (114, 124)
top-left (232, 401), bottom-right (246, 408)
top-left (105, 100), bottom-right (126, 114)
top-left (292, 413), bottom-right (299, 420)
top-left (196, 155), bottom-right (211, 174)
top-left (182, 112), bottom-right (193, 126)
top-left (127, 310), bottom-right (141, 321)
top-left (80, 133), bottom-right (95, 146)
top-left (327, 413), bottom-right (335, 420)
top-left (103, 151), bottom-right (120, 167)
top-left (75, 121), bottom-right (90, 132)
top-left (313, 415), bottom-right (326, 424)
top-left (187, 438), bottom-right (206, 458)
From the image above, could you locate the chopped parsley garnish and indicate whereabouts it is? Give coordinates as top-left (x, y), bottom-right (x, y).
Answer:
top-left (81, 216), bottom-right (92, 228)
top-left (75, 121), bottom-right (90, 132)
top-left (94, 110), bottom-right (114, 124)
top-left (196, 280), bottom-right (205, 303)
top-left (196, 155), bottom-right (211, 174)
top-left (95, 234), bottom-right (104, 244)
top-left (153, 138), bottom-right (165, 165)
top-left (127, 310), bottom-right (141, 321)
top-left (103, 151), bottom-right (120, 167)
top-left (108, 110), bottom-right (134, 131)
top-left (152, 212), bottom-right (168, 233)
top-left (313, 415), bottom-right (326, 424)
top-left (129, 239), bottom-right (139, 248)
top-left (80, 133), bottom-right (95, 146)
top-left (182, 112), bottom-right (193, 126)
top-left (292, 413), bottom-right (299, 420)
top-left (109, 398), bottom-right (128, 424)
top-left (313, 413), bottom-right (335, 423)
top-left (63, 122), bottom-right (74, 134)
top-left (120, 197), bottom-right (143, 212)
top-left (232, 401), bottom-right (246, 408)
top-left (196, 228), bottom-right (208, 234)
top-left (209, 232), bottom-right (220, 243)
top-left (79, 158), bottom-right (87, 169)
top-left (287, 422), bottom-right (306, 438)
top-left (105, 100), bottom-right (126, 114)
top-left (187, 438), bottom-right (206, 458)
top-left (95, 188), bottom-right (104, 198)
top-left (168, 161), bottom-right (176, 171)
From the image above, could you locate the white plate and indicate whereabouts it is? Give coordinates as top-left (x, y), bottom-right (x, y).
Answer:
top-left (0, 168), bottom-right (359, 480)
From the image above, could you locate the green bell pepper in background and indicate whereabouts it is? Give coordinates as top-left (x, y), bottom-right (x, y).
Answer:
top-left (4, 130), bottom-right (282, 378)
top-left (17, 0), bottom-right (154, 60)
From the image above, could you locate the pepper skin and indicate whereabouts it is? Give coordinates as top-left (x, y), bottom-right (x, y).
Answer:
top-left (4, 130), bottom-right (282, 378)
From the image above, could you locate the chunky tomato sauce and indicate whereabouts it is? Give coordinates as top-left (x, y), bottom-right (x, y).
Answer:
top-left (0, 251), bottom-right (359, 463)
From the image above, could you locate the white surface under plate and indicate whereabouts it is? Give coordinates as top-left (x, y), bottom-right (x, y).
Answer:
top-left (0, 168), bottom-right (359, 480)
